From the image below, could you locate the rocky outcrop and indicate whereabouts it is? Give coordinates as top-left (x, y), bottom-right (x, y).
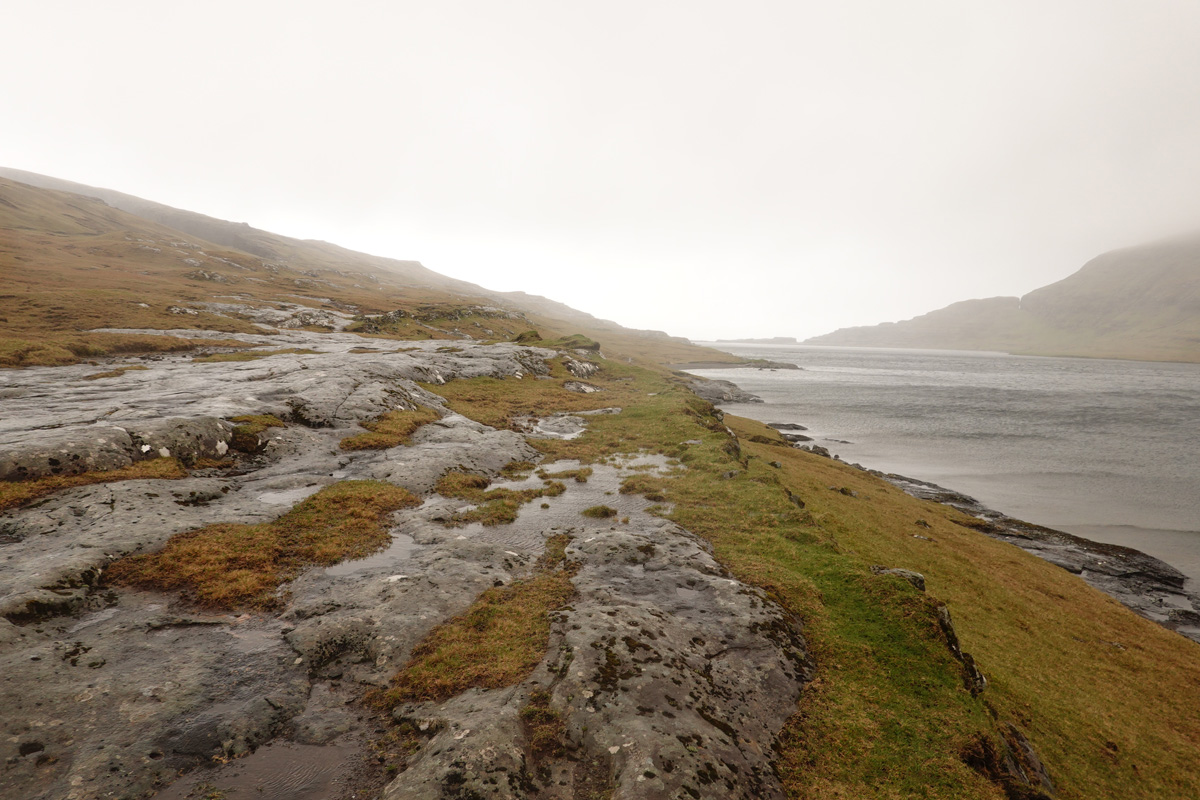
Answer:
top-left (0, 331), bottom-right (813, 800)
top-left (686, 377), bottom-right (763, 405)
top-left (377, 461), bottom-right (813, 800)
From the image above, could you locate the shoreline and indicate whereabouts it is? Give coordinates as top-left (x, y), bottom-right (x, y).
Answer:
top-left (692, 373), bottom-right (1200, 645)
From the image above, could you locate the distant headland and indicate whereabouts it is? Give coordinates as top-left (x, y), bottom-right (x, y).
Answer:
top-left (714, 336), bottom-right (798, 345)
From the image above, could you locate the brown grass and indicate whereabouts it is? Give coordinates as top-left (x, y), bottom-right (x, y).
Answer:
top-left (191, 348), bottom-right (320, 363)
top-left (435, 470), bottom-right (567, 526)
top-left (105, 480), bottom-right (419, 609)
top-left (229, 414), bottom-right (286, 452)
top-left (580, 505), bottom-right (617, 519)
top-left (339, 406), bottom-right (441, 451)
top-left (0, 457), bottom-right (187, 511)
top-left (378, 534), bottom-right (576, 705)
top-left (82, 365), bottom-right (150, 380)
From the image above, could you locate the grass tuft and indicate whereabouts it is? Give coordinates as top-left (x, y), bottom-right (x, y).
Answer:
top-left (229, 414), bottom-right (287, 453)
top-left (339, 407), bottom-right (440, 451)
top-left (377, 534), bottom-right (576, 705)
top-left (191, 348), bottom-right (320, 363)
top-left (539, 466), bottom-right (593, 483)
top-left (82, 365), bottom-right (150, 380)
top-left (581, 505), bottom-right (617, 519)
top-left (436, 470), bottom-right (567, 526)
top-left (105, 480), bottom-right (418, 609)
top-left (0, 458), bottom-right (186, 512)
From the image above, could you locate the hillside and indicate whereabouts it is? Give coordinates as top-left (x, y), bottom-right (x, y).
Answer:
top-left (0, 171), bottom-right (726, 369)
top-left (804, 238), bottom-right (1200, 362)
top-left (2, 172), bottom-right (1200, 800)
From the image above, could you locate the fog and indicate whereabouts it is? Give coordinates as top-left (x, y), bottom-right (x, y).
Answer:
top-left (4, 1), bottom-right (1200, 339)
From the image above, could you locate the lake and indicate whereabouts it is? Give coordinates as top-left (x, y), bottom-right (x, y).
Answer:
top-left (689, 344), bottom-right (1200, 584)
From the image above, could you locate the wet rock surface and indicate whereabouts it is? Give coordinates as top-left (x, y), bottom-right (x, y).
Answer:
top-left (684, 377), bottom-right (763, 405)
top-left (879, 471), bottom-right (1200, 644)
top-left (378, 457), bottom-right (813, 800)
top-left (0, 330), bottom-right (812, 800)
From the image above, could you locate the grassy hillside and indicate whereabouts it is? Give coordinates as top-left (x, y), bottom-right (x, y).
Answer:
top-left (805, 238), bottom-right (1200, 362)
top-left (0, 173), bottom-right (733, 369)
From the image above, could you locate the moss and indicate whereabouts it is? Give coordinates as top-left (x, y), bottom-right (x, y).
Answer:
top-left (105, 480), bottom-right (419, 609)
top-left (521, 690), bottom-right (567, 760)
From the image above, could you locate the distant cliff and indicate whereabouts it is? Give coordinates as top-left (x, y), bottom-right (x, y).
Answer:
top-left (805, 237), bottom-right (1200, 362)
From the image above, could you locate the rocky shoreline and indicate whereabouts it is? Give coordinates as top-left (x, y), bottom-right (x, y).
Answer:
top-left (871, 471), bottom-right (1200, 644)
top-left (685, 369), bottom-right (1200, 645)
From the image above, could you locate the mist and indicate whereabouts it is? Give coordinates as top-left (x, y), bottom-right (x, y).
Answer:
top-left (4, 0), bottom-right (1200, 339)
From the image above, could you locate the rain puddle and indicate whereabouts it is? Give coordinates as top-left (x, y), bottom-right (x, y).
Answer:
top-left (154, 740), bottom-right (360, 800)
top-left (257, 486), bottom-right (322, 506)
top-left (325, 532), bottom-right (420, 576)
top-left (452, 454), bottom-right (678, 552)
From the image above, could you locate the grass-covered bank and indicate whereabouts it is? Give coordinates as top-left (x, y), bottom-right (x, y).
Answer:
top-left (430, 352), bottom-right (1200, 799)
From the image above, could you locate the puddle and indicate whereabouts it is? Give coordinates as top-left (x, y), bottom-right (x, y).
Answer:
top-left (450, 455), bottom-right (679, 553)
top-left (325, 532), bottom-right (421, 576)
top-left (154, 740), bottom-right (360, 800)
top-left (257, 486), bottom-right (321, 506)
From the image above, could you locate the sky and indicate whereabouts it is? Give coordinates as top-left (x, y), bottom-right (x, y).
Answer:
top-left (5, 1), bottom-right (1200, 340)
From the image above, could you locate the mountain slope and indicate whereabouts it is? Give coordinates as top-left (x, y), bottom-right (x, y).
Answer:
top-left (0, 171), bottom-right (729, 368)
top-left (805, 238), bottom-right (1200, 362)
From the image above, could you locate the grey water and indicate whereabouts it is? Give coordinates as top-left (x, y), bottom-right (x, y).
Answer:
top-left (690, 344), bottom-right (1200, 582)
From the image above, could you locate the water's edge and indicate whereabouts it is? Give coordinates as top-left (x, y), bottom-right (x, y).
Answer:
top-left (693, 373), bottom-right (1200, 644)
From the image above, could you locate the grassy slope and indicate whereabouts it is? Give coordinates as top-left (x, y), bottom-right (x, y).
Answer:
top-left (431, 356), bottom-right (1200, 799)
top-left (1, 174), bottom-right (739, 368)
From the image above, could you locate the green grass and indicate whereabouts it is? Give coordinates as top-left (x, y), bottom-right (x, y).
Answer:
top-left (428, 360), bottom-right (1200, 800)
top-left (339, 406), bottom-right (441, 451)
top-left (0, 457), bottom-right (187, 511)
top-left (105, 480), bottom-right (419, 609)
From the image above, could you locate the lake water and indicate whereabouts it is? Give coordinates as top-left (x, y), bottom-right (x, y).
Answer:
top-left (689, 344), bottom-right (1200, 583)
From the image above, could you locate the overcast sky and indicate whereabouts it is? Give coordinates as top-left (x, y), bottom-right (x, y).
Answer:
top-left (5, 1), bottom-right (1200, 340)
